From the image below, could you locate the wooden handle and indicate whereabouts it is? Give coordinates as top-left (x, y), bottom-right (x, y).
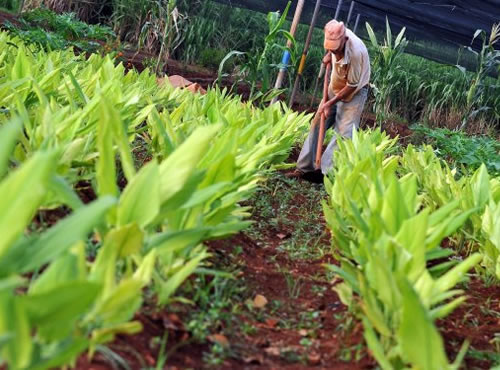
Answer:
top-left (314, 62), bottom-right (332, 170)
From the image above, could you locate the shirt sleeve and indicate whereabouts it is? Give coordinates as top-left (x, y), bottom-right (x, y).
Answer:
top-left (347, 52), bottom-right (363, 88)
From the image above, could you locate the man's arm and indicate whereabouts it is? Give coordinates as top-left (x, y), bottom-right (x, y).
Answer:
top-left (319, 85), bottom-right (356, 115)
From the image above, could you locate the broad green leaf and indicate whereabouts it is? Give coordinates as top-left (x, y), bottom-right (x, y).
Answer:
top-left (133, 250), bottom-right (157, 286)
top-left (0, 150), bottom-right (57, 260)
top-left (0, 293), bottom-right (32, 370)
top-left (30, 337), bottom-right (89, 370)
top-left (48, 175), bottom-right (84, 210)
top-left (22, 281), bottom-right (101, 341)
top-left (96, 101), bottom-right (118, 198)
top-left (157, 251), bottom-right (208, 304)
top-left (90, 321), bottom-right (142, 350)
top-left (159, 124), bottom-right (220, 203)
top-left (89, 278), bottom-right (143, 325)
top-left (29, 242), bottom-right (87, 295)
top-left (0, 119), bottom-right (21, 178)
top-left (117, 161), bottom-right (160, 228)
top-left (17, 196), bottom-right (116, 273)
top-left (398, 277), bottom-right (450, 370)
top-left (91, 223), bottom-right (144, 295)
top-left (362, 318), bottom-right (393, 370)
top-left (434, 253), bottom-right (482, 294)
top-left (147, 229), bottom-right (209, 255)
top-left (470, 164), bottom-right (490, 209)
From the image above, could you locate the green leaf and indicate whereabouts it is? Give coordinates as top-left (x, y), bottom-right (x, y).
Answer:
top-left (48, 175), bottom-right (84, 210)
top-left (434, 253), bottom-right (482, 294)
top-left (0, 293), bottom-right (32, 369)
top-left (0, 119), bottom-right (21, 179)
top-left (96, 101), bottom-right (118, 198)
top-left (0, 150), bottom-right (57, 260)
top-left (91, 223), bottom-right (144, 295)
top-left (90, 278), bottom-right (143, 325)
top-left (29, 242), bottom-right (87, 295)
top-left (397, 277), bottom-right (450, 370)
top-left (117, 161), bottom-right (160, 228)
top-left (90, 321), bottom-right (142, 349)
top-left (17, 196), bottom-right (116, 273)
top-left (159, 124), bottom-right (220, 203)
top-left (471, 164), bottom-right (490, 209)
top-left (362, 318), bottom-right (393, 370)
top-left (148, 229), bottom-right (209, 255)
top-left (22, 281), bottom-right (101, 341)
top-left (157, 251), bottom-right (208, 305)
top-left (365, 22), bottom-right (379, 49)
top-left (30, 337), bottom-right (89, 370)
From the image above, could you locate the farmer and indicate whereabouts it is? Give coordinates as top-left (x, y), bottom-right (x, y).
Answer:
top-left (288, 20), bottom-right (370, 178)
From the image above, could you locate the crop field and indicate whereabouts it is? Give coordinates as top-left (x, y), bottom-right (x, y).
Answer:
top-left (0, 1), bottom-right (499, 369)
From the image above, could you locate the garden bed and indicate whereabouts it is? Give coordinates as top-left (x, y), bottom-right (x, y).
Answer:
top-left (73, 170), bottom-right (500, 370)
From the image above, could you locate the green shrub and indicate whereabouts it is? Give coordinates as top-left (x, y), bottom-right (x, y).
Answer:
top-left (412, 125), bottom-right (500, 176)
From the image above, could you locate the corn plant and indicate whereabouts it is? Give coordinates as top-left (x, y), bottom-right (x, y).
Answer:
top-left (458, 23), bottom-right (500, 129)
top-left (218, 1), bottom-right (297, 103)
top-left (323, 129), bottom-right (482, 369)
top-left (366, 19), bottom-right (408, 124)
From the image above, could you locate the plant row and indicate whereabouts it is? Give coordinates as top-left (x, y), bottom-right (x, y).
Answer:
top-left (0, 31), bottom-right (309, 369)
top-left (323, 129), bottom-right (499, 369)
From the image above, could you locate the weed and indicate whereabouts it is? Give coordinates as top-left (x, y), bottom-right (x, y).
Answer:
top-left (412, 125), bottom-right (500, 176)
top-left (203, 342), bottom-right (231, 367)
top-left (282, 270), bottom-right (304, 299)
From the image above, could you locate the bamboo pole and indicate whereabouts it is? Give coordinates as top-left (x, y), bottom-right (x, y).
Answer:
top-left (346, 1), bottom-right (355, 26)
top-left (288, 0), bottom-right (322, 108)
top-left (353, 13), bottom-right (361, 33)
top-left (334, 0), bottom-right (343, 20)
top-left (270, 0), bottom-right (306, 104)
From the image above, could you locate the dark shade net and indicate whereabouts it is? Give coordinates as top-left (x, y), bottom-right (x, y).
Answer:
top-left (212, 0), bottom-right (499, 63)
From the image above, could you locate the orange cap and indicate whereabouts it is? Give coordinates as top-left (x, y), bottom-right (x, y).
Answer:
top-left (324, 20), bottom-right (346, 50)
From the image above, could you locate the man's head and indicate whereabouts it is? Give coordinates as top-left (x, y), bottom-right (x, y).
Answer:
top-left (324, 20), bottom-right (346, 53)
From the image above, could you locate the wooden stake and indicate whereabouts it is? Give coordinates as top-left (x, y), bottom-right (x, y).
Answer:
top-left (346, 1), bottom-right (355, 26)
top-left (289, 0), bottom-right (322, 107)
top-left (271, 0), bottom-right (306, 104)
top-left (353, 13), bottom-right (361, 33)
top-left (315, 61), bottom-right (332, 170)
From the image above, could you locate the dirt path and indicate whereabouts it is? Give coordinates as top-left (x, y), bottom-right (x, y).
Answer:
top-left (76, 172), bottom-right (374, 369)
top-left (76, 169), bottom-right (500, 370)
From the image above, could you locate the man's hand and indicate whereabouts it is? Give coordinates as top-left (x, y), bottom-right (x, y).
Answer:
top-left (322, 52), bottom-right (332, 65)
top-left (318, 98), bottom-right (336, 116)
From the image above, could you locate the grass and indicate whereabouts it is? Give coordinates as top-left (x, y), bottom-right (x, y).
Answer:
top-left (247, 173), bottom-right (329, 261)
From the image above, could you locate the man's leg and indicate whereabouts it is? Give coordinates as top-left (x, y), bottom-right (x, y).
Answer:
top-left (296, 105), bottom-right (337, 173)
top-left (320, 87), bottom-right (368, 174)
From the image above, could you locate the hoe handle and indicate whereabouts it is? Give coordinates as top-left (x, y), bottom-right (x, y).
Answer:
top-left (315, 62), bottom-right (332, 170)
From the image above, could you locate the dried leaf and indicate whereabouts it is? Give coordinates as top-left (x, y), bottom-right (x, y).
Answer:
top-left (208, 334), bottom-right (229, 347)
top-left (308, 352), bottom-right (321, 365)
top-left (264, 347), bottom-right (281, 356)
top-left (253, 294), bottom-right (268, 308)
top-left (265, 318), bottom-right (278, 328)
